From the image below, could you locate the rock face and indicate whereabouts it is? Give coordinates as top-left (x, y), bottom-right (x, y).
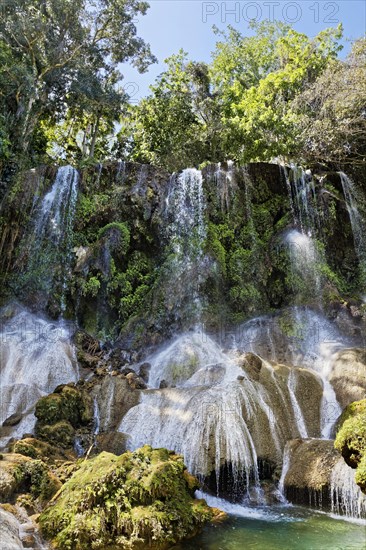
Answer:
top-left (282, 439), bottom-right (340, 507)
top-left (0, 507), bottom-right (25, 550)
top-left (1, 161), bottom-right (364, 345)
top-left (329, 349), bottom-right (366, 408)
top-left (0, 453), bottom-right (61, 504)
top-left (282, 437), bottom-right (366, 518)
top-left (39, 445), bottom-right (220, 550)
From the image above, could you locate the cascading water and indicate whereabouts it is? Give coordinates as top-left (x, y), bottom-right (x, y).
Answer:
top-left (119, 329), bottom-right (322, 500)
top-left (283, 165), bottom-right (320, 236)
top-left (283, 229), bottom-right (322, 300)
top-left (93, 396), bottom-right (101, 436)
top-left (339, 172), bottom-right (366, 288)
top-left (0, 305), bottom-right (79, 449)
top-left (163, 168), bottom-right (206, 323)
top-left (281, 165), bottom-right (325, 303)
top-left (214, 160), bottom-right (236, 211)
top-left (330, 459), bottom-right (366, 519)
top-left (16, 165), bottom-right (79, 310)
top-left (236, 307), bottom-right (344, 439)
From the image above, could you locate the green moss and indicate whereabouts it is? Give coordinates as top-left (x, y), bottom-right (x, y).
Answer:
top-left (10, 456), bottom-right (61, 503)
top-left (355, 454), bottom-right (366, 493)
top-left (35, 385), bottom-right (93, 428)
top-left (98, 222), bottom-right (130, 256)
top-left (13, 441), bottom-right (38, 459)
top-left (335, 399), bottom-right (366, 494)
top-left (39, 446), bottom-right (215, 549)
top-left (36, 420), bottom-right (76, 449)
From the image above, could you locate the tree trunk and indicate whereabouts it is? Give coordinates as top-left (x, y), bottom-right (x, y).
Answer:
top-left (89, 114), bottom-right (101, 159)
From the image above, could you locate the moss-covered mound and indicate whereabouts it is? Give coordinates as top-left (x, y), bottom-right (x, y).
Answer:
top-left (35, 384), bottom-right (93, 448)
top-left (0, 453), bottom-right (61, 504)
top-left (335, 399), bottom-right (366, 493)
top-left (39, 445), bottom-right (221, 549)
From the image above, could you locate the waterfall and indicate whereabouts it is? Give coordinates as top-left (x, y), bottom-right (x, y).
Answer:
top-left (283, 229), bottom-right (322, 299)
top-left (287, 370), bottom-right (308, 438)
top-left (330, 459), bottom-right (366, 519)
top-left (236, 307), bottom-right (344, 438)
top-left (339, 172), bottom-right (366, 286)
top-left (278, 442), bottom-right (292, 499)
top-left (281, 165), bottom-right (325, 302)
top-left (214, 160), bottom-right (236, 211)
top-left (17, 165), bottom-right (79, 309)
top-left (93, 397), bottom-right (101, 436)
top-left (164, 168), bottom-right (206, 322)
top-left (283, 165), bottom-right (320, 236)
top-left (119, 330), bottom-right (319, 500)
top-left (0, 305), bottom-right (78, 449)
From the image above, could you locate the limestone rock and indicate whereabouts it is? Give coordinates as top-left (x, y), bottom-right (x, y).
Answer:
top-left (328, 348), bottom-right (366, 408)
top-left (0, 507), bottom-right (24, 549)
top-left (282, 438), bottom-right (340, 507)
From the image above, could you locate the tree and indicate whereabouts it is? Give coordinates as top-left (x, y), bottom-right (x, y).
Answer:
top-left (209, 21), bottom-right (343, 162)
top-left (294, 37), bottom-right (366, 166)
top-left (0, 0), bottom-right (156, 162)
top-left (121, 50), bottom-right (222, 171)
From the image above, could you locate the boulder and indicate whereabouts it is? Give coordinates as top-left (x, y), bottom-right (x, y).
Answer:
top-left (282, 438), bottom-right (340, 507)
top-left (39, 446), bottom-right (221, 549)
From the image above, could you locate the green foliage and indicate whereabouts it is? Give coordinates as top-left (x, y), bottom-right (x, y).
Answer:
top-left (120, 50), bottom-right (223, 170)
top-left (80, 276), bottom-right (101, 298)
top-left (0, 0), bottom-right (156, 166)
top-left (119, 20), bottom-right (347, 170)
top-left (294, 37), bottom-right (366, 166)
top-left (39, 446), bottom-right (214, 549)
top-left (335, 399), bottom-right (366, 494)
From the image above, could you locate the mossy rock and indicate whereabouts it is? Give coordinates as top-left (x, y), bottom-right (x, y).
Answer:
top-left (11, 438), bottom-right (72, 463)
top-left (35, 384), bottom-right (93, 429)
top-left (335, 399), bottom-right (366, 494)
top-left (36, 420), bottom-right (75, 449)
top-left (39, 445), bottom-right (218, 549)
top-left (0, 453), bottom-right (61, 504)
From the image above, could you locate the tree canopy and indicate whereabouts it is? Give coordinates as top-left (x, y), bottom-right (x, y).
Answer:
top-left (1, 8), bottom-right (365, 173)
top-left (0, 0), bottom-right (156, 167)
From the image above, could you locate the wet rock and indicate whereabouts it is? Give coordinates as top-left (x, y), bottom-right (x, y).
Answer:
top-left (282, 438), bottom-right (340, 508)
top-left (139, 362), bottom-right (151, 382)
top-left (89, 376), bottom-right (140, 432)
top-left (0, 507), bottom-right (24, 549)
top-left (95, 432), bottom-right (129, 455)
top-left (20, 533), bottom-right (35, 548)
top-left (121, 366), bottom-right (135, 376)
top-left (159, 379), bottom-right (168, 389)
top-left (2, 414), bottom-right (22, 428)
top-left (238, 352), bottom-right (263, 381)
top-left (126, 372), bottom-right (147, 390)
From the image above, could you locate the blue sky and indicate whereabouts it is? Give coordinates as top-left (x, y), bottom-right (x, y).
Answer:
top-left (121, 0), bottom-right (366, 101)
